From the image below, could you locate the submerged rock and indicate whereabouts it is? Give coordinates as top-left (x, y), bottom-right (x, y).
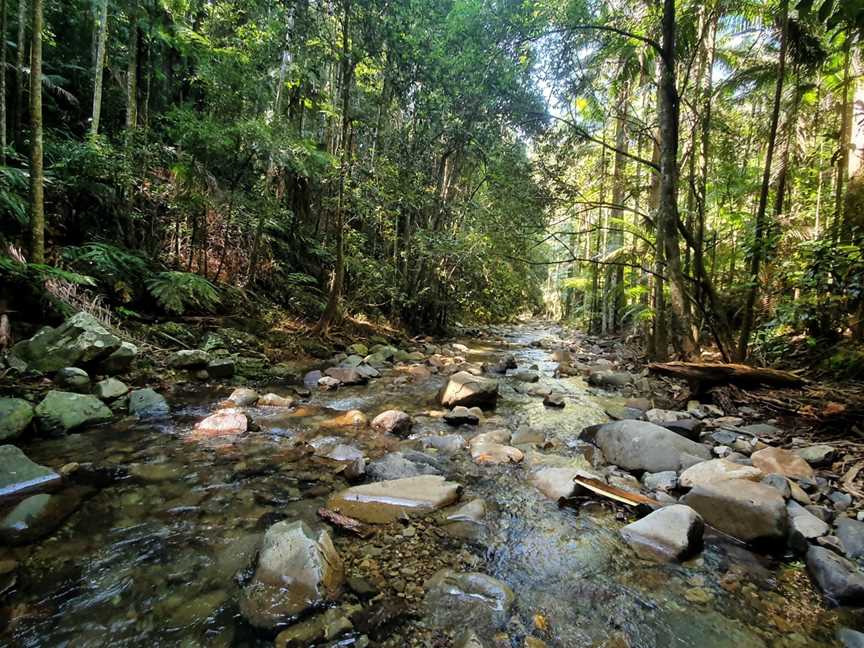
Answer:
top-left (257, 393), bottom-right (295, 408)
top-left (35, 390), bottom-right (112, 434)
top-left (424, 570), bottom-right (514, 633)
top-left (807, 545), bottom-right (864, 606)
top-left (327, 475), bottom-right (461, 524)
top-left (10, 312), bottom-right (121, 372)
top-left (682, 478), bottom-right (787, 543)
top-left (678, 459), bottom-right (763, 489)
top-left (319, 410), bottom-right (368, 430)
top-left (543, 392), bottom-right (566, 408)
top-left (239, 520), bottom-right (344, 629)
top-left (620, 505), bottom-right (704, 562)
top-left (366, 452), bottom-right (440, 481)
top-left (0, 445), bottom-right (60, 498)
top-left (0, 488), bottom-right (86, 545)
top-left (469, 431), bottom-right (523, 465)
top-left (751, 447), bottom-right (815, 480)
top-left (127, 388), bottom-right (170, 418)
top-left (0, 398), bottom-right (34, 441)
top-left (439, 372), bottom-right (499, 408)
top-left (371, 410), bottom-right (413, 436)
top-left (587, 420), bottom-right (711, 473)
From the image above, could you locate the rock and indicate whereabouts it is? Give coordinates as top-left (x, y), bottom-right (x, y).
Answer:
top-left (54, 367), bottom-right (91, 393)
top-left (787, 501), bottom-right (830, 553)
top-left (761, 474), bottom-right (792, 499)
top-left (34, 390), bottom-right (112, 434)
top-left (831, 491), bottom-right (853, 511)
top-left (93, 378), bottom-right (128, 400)
top-left (795, 445), bottom-right (836, 466)
top-left (530, 466), bottom-right (593, 500)
top-left (620, 504), bottom-right (704, 562)
top-left (206, 358), bottom-right (235, 379)
top-left (304, 370), bottom-right (323, 387)
top-left (316, 444), bottom-right (366, 479)
top-left (99, 341), bottom-right (138, 375)
top-left (641, 471), bottom-right (678, 493)
top-left (469, 431), bottom-right (523, 465)
top-left (325, 367), bottom-right (369, 386)
top-left (838, 627), bottom-right (864, 648)
top-left (320, 410), bottom-right (368, 430)
top-left (347, 343), bottom-right (369, 356)
top-left (318, 376), bottom-right (340, 390)
top-left (739, 423), bottom-right (783, 437)
top-left (354, 364), bottom-right (381, 379)
top-left (194, 408), bottom-right (249, 436)
top-left (836, 518), bottom-right (864, 561)
top-left (807, 545), bottom-right (864, 606)
top-left (421, 435), bottom-right (466, 454)
top-left (424, 570), bottom-right (514, 633)
top-left (678, 459), bottom-right (763, 489)
top-left (543, 392), bottom-right (565, 408)
top-left (371, 410), bottom-right (413, 436)
top-left (439, 372), bottom-right (499, 408)
top-left (751, 447), bottom-right (815, 480)
top-left (10, 312), bottom-right (121, 372)
top-left (0, 490), bottom-right (84, 545)
top-left (645, 409), bottom-right (691, 424)
top-left (487, 354), bottom-right (517, 374)
top-left (0, 445), bottom-right (60, 497)
top-left (587, 420), bottom-right (711, 473)
top-left (687, 402), bottom-right (724, 419)
top-left (511, 428), bottom-right (546, 446)
top-left (587, 370), bottom-right (633, 388)
top-left (512, 369), bottom-right (540, 383)
top-left (327, 475), bottom-right (461, 524)
top-left (239, 520), bottom-right (344, 629)
top-left (444, 406), bottom-right (480, 426)
top-left (439, 499), bottom-right (489, 540)
top-left (228, 387), bottom-right (259, 406)
top-left (661, 418), bottom-right (704, 441)
top-left (366, 452), bottom-right (440, 481)
top-left (341, 354), bottom-right (364, 368)
top-left (682, 478), bottom-right (787, 543)
top-left (168, 349), bottom-right (211, 369)
top-left (257, 393), bottom-right (295, 408)
top-left (127, 388), bottom-right (170, 418)
top-left (0, 398), bottom-right (34, 441)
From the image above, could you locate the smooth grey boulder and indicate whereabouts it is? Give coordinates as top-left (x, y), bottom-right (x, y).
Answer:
top-left (512, 369), bottom-right (539, 383)
top-left (587, 420), bottom-right (711, 473)
top-left (366, 452), bottom-right (441, 481)
top-left (620, 504), bottom-right (704, 562)
top-left (239, 520), bottom-right (344, 629)
top-left (788, 500), bottom-right (830, 553)
top-left (807, 545), bottom-right (864, 606)
top-left (444, 406), bottom-right (480, 426)
top-left (587, 370), bottom-right (633, 388)
top-left (641, 471), bottom-right (678, 493)
top-left (127, 388), bottom-right (169, 418)
top-left (439, 372), bottom-right (499, 408)
top-left (371, 410), bottom-right (413, 436)
top-left (168, 349), bottom-right (211, 369)
top-left (99, 341), bottom-right (138, 374)
top-left (682, 478), bottom-right (787, 543)
top-left (0, 398), bottom-right (34, 441)
top-left (93, 378), bottom-right (128, 400)
top-left (424, 570), bottom-right (514, 633)
top-left (0, 445), bottom-right (60, 498)
top-left (10, 312), bottom-right (121, 372)
top-left (836, 517), bottom-right (864, 561)
top-left (54, 367), bottom-right (91, 393)
top-left (324, 367), bottom-right (368, 386)
top-left (35, 390), bottom-right (112, 434)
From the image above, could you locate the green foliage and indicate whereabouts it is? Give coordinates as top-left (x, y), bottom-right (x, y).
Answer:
top-left (146, 271), bottom-right (221, 314)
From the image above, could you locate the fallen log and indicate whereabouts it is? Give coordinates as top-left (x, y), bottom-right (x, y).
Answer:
top-left (571, 476), bottom-right (660, 508)
top-left (648, 361), bottom-right (804, 391)
top-left (317, 507), bottom-right (374, 538)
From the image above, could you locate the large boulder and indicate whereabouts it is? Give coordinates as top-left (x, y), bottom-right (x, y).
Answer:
top-left (682, 478), bottom-right (787, 543)
top-left (620, 505), bottom-right (704, 562)
top-left (587, 420), bottom-right (711, 473)
top-left (127, 388), bottom-right (170, 419)
top-left (0, 445), bottom-right (60, 498)
top-left (678, 459), bottom-right (763, 489)
top-left (325, 367), bottom-right (368, 386)
top-left (34, 391), bottom-right (112, 434)
top-left (836, 518), bottom-right (864, 561)
top-left (371, 410), bottom-right (413, 436)
top-left (239, 521), bottom-right (344, 629)
top-left (424, 570), bottom-right (514, 634)
top-left (168, 349), bottom-right (211, 369)
top-left (807, 545), bottom-right (864, 606)
top-left (438, 372), bottom-right (499, 408)
top-left (54, 367), bottom-right (91, 393)
top-left (0, 398), bottom-right (34, 441)
top-left (751, 447), bottom-right (815, 480)
top-left (11, 312), bottom-right (121, 372)
top-left (327, 475), bottom-right (461, 524)
top-left (98, 341), bottom-right (138, 375)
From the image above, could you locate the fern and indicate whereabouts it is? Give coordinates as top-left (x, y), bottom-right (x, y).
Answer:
top-left (0, 256), bottom-right (95, 286)
top-left (146, 271), bottom-right (221, 314)
top-left (64, 243), bottom-right (152, 285)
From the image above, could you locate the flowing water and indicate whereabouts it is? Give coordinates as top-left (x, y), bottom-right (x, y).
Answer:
top-left (0, 323), bottom-right (851, 646)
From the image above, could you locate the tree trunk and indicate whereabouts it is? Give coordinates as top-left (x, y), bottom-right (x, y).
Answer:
top-left (126, 16), bottom-right (139, 131)
top-left (0, 0), bottom-right (7, 163)
top-left (315, 0), bottom-right (352, 333)
top-left (89, 0), bottom-right (108, 138)
top-left (737, 0), bottom-right (789, 360)
top-left (27, 0), bottom-right (43, 263)
top-left (842, 51), bottom-right (864, 242)
top-left (656, 0), bottom-right (695, 356)
top-left (604, 75), bottom-right (628, 333)
top-left (14, 0), bottom-right (25, 150)
top-left (834, 35), bottom-right (852, 241)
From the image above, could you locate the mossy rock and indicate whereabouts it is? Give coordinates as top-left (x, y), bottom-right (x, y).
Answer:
top-left (823, 346), bottom-right (864, 380)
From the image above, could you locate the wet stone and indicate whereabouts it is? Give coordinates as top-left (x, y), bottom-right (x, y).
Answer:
top-left (424, 569), bottom-right (515, 634)
top-left (168, 349), bottom-right (211, 369)
top-left (0, 398), bottom-right (34, 441)
top-left (371, 410), bottom-right (413, 436)
top-left (127, 388), bottom-right (170, 418)
top-left (620, 504), bottom-right (704, 562)
top-left (0, 489), bottom-right (86, 545)
top-left (228, 387), bottom-right (259, 406)
top-left (207, 358), bottom-right (235, 379)
top-left (836, 517), bottom-right (864, 561)
top-left (682, 478), bottom-right (787, 543)
top-left (35, 390), bottom-right (113, 434)
top-left (444, 406), bottom-right (480, 426)
top-left (367, 452), bottom-right (440, 481)
top-left (807, 545), bottom-right (864, 606)
top-left (439, 372), bottom-right (499, 408)
top-left (93, 377), bottom-right (128, 400)
top-left (54, 367), bottom-right (91, 393)
top-left (327, 475), bottom-right (461, 524)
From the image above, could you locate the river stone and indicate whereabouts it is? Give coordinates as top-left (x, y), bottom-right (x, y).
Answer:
top-left (424, 570), bottom-right (514, 633)
top-left (257, 393), bottom-right (295, 408)
top-left (439, 372), bottom-right (499, 408)
top-left (0, 489), bottom-right (84, 545)
top-left (127, 388), bottom-right (170, 418)
top-left (0, 445), bottom-right (61, 498)
top-left (839, 628), bottom-right (864, 648)
top-left (168, 349), bottom-right (211, 369)
top-left (99, 341), bottom-right (138, 375)
top-left (587, 370), bottom-right (633, 388)
top-left (347, 343), bottom-right (368, 356)
top-left (371, 410), bottom-right (413, 436)
top-left (588, 420), bottom-right (711, 473)
top-left (0, 398), bottom-right (34, 441)
top-left (340, 354), bottom-right (364, 368)
top-left (354, 364), bottom-right (380, 379)
top-left (319, 410), bottom-right (368, 430)
top-left (93, 378), bottom-right (128, 400)
top-left (366, 452), bottom-right (439, 481)
top-left (421, 434), bottom-right (466, 455)
top-left (304, 370), bottom-right (322, 388)
top-left (324, 367), bottom-right (368, 386)
top-left (787, 501), bottom-right (830, 553)
top-left (645, 409), bottom-right (692, 424)
top-left (206, 359), bottom-right (235, 379)
top-left (327, 475), bottom-right (461, 524)
top-left (530, 466), bottom-right (594, 500)
top-left (194, 408), bottom-right (249, 436)
top-left (316, 444), bottom-right (365, 479)
top-left (439, 499), bottom-right (489, 540)
top-left (795, 445), bottom-right (836, 466)
top-left (678, 459), bottom-right (763, 489)
top-left (620, 504), bottom-right (704, 562)
top-left (239, 520), bottom-right (344, 629)
top-left (228, 387), bottom-right (259, 406)
top-left (751, 447), bottom-right (815, 480)
top-left (761, 474), bottom-right (792, 499)
top-left (318, 376), bottom-right (340, 390)
top-left (469, 431), bottom-right (523, 465)
top-left (444, 406), bottom-right (480, 426)
top-left (35, 390), bottom-right (112, 434)
top-left (54, 367), bottom-right (91, 393)
top-left (807, 545), bottom-right (864, 606)
top-left (641, 471), bottom-right (678, 493)
top-left (543, 392), bottom-right (566, 408)
top-left (682, 478), bottom-right (787, 543)
top-left (836, 518), bottom-right (864, 561)
top-left (512, 369), bottom-right (540, 383)
top-left (10, 312), bottom-right (121, 373)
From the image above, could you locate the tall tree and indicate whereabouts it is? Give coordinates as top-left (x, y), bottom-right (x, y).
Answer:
top-left (90, 0), bottom-right (109, 138)
top-left (1, 0), bottom-right (7, 163)
top-left (126, 11), bottom-right (139, 131)
top-left (27, 0), bottom-right (43, 263)
top-left (14, 0), bottom-right (25, 148)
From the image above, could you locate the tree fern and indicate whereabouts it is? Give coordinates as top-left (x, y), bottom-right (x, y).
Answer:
top-left (146, 271), bottom-right (221, 314)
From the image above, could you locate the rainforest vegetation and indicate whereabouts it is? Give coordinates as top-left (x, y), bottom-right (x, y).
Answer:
top-left (0, 0), bottom-right (862, 369)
